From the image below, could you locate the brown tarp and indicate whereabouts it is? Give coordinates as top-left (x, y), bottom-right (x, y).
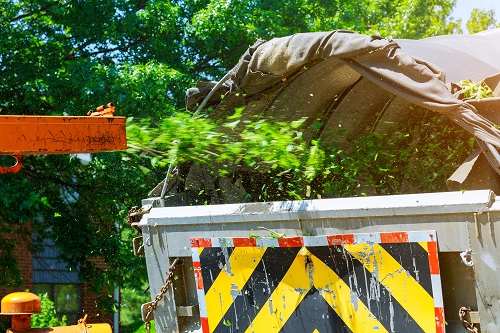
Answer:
top-left (175, 30), bottom-right (500, 203)
top-left (228, 31), bottom-right (500, 146)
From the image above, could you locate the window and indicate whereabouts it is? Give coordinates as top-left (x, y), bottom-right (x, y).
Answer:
top-left (31, 284), bottom-right (82, 324)
top-left (32, 237), bottom-right (82, 324)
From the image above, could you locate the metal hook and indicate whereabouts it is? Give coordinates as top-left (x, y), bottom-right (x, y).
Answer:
top-left (0, 155), bottom-right (23, 174)
top-left (460, 248), bottom-right (474, 267)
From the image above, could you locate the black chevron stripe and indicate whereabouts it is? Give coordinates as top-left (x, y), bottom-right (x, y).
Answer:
top-left (199, 242), bottom-right (434, 333)
top-left (199, 246), bottom-right (234, 293)
top-left (210, 246), bottom-right (301, 333)
top-left (278, 287), bottom-right (353, 333)
top-left (307, 246), bottom-right (425, 333)
top-left (379, 242), bottom-right (433, 297)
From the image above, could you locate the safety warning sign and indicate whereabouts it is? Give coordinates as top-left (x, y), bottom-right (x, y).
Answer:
top-left (191, 231), bottom-right (444, 333)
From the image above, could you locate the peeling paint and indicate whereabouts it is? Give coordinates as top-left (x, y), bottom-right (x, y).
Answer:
top-left (389, 293), bottom-right (395, 333)
top-left (412, 257), bottom-right (420, 282)
top-left (220, 239), bottom-right (233, 276)
top-left (268, 298), bottom-right (274, 315)
top-left (262, 260), bottom-right (272, 295)
top-left (230, 283), bottom-right (241, 299)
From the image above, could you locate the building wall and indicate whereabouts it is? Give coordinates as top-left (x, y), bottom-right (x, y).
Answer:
top-left (0, 231), bottom-right (114, 328)
top-left (0, 226), bottom-right (33, 295)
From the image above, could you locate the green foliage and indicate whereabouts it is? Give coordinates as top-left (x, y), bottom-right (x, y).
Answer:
top-left (372, 0), bottom-right (462, 37)
top-left (31, 293), bottom-right (67, 328)
top-left (127, 111), bottom-right (325, 201)
top-left (120, 285), bottom-right (150, 328)
top-left (316, 114), bottom-right (474, 198)
top-left (0, 317), bottom-right (10, 333)
top-left (127, 112), bottom-right (309, 168)
top-left (128, 108), bottom-right (473, 202)
top-left (131, 322), bottom-right (156, 333)
top-left (121, 285), bottom-right (157, 333)
top-left (458, 79), bottom-right (494, 100)
top-left (466, 8), bottom-right (498, 34)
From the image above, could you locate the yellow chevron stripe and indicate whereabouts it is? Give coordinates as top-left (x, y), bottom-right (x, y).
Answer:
top-left (345, 243), bottom-right (436, 333)
top-left (310, 252), bottom-right (389, 333)
top-left (419, 241), bottom-right (429, 252)
top-left (205, 246), bottom-right (267, 332)
top-left (245, 248), bottom-right (310, 333)
top-left (247, 248), bottom-right (389, 333)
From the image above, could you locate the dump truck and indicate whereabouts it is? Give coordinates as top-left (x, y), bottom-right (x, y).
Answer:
top-left (133, 29), bottom-right (500, 333)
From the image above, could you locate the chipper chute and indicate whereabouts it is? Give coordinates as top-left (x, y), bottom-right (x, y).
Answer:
top-left (174, 29), bottom-right (500, 202)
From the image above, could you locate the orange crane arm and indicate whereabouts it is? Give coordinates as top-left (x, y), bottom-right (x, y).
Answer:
top-left (0, 115), bottom-right (127, 173)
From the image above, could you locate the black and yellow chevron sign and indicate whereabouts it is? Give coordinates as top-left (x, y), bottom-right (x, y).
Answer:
top-left (191, 231), bottom-right (444, 333)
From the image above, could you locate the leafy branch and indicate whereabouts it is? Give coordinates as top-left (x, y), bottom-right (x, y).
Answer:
top-left (10, 2), bottom-right (61, 22)
top-left (457, 79), bottom-right (494, 100)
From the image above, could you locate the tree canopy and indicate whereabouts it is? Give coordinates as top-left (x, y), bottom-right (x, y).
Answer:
top-left (466, 7), bottom-right (499, 34)
top-left (0, 0), bottom-right (492, 320)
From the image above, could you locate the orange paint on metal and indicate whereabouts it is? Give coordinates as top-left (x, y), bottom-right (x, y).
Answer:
top-left (0, 116), bottom-right (126, 155)
top-left (233, 237), bottom-right (257, 247)
top-left (87, 103), bottom-right (116, 117)
top-left (435, 307), bottom-right (445, 333)
top-left (380, 231), bottom-right (408, 243)
top-left (0, 155), bottom-right (22, 174)
top-left (201, 317), bottom-right (210, 333)
top-left (277, 236), bottom-right (303, 247)
top-left (194, 268), bottom-right (204, 290)
top-left (327, 234), bottom-right (354, 245)
top-left (5, 321), bottom-right (112, 333)
top-left (11, 314), bottom-right (32, 331)
top-left (0, 292), bottom-right (41, 315)
top-left (192, 238), bottom-right (213, 248)
top-left (428, 241), bottom-right (441, 274)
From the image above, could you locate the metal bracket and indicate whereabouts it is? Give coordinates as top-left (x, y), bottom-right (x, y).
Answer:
top-left (177, 305), bottom-right (200, 317)
top-left (133, 236), bottom-right (145, 256)
top-left (466, 311), bottom-right (480, 324)
top-left (0, 155), bottom-right (22, 174)
top-left (141, 302), bottom-right (154, 322)
top-left (474, 212), bottom-right (481, 239)
top-left (141, 303), bottom-right (199, 323)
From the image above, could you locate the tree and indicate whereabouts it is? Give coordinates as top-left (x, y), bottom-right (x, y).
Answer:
top-left (0, 0), bottom-right (462, 317)
top-left (466, 8), bottom-right (498, 34)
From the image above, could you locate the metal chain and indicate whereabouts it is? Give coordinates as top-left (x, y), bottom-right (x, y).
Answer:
top-left (459, 307), bottom-right (479, 333)
top-left (144, 258), bottom-right (181, 332)
top-left (127, 206), bottom-right (139, 226)
top-left (127, 206), bottom-right (151, 234)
